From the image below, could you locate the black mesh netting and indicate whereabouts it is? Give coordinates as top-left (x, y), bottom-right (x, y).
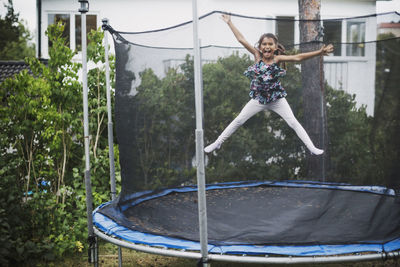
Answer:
top-left (97, 11), bottom-right (400, 249)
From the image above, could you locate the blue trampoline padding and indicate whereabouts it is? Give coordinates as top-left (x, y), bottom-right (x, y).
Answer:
top-left (384, 238), bottom-right (400, 252)
top-left (94, 209), bottom-right (399, 256)
top-left (93, 180), bottom-right (400, 256)
top-left (94, 207), bottom-right (206, 251)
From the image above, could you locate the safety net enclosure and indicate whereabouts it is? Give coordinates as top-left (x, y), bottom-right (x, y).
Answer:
top-left (95, 11), bottom-right (400, 262)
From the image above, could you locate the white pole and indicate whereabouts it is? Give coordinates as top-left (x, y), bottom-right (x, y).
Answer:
top-left (102, 19), bottom-right (117, 207)
top-left (192, 0), bottom-right (209, 266)
top-left (79, 0), bottom-right (97, 265)
top-left (102, 18), bottom-right (122, 267)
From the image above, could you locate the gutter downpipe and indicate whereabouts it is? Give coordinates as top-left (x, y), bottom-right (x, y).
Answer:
top-left (36, 0), bottom-right (42, 59)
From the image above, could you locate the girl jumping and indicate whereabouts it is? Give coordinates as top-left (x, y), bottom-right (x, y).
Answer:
top-left (204, 14), bottom-right (334, 155)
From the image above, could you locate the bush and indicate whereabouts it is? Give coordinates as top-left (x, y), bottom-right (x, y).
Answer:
top-left (0, 23), bottom-right (118, 265)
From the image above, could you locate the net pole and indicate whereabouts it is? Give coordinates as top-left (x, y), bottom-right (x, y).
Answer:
top-left (192, 0), bottom-right (209, 266)
top-left (320, 48), bottom-right (326, 182)
top-left (102, 18), bottom-right (117, 211)
top-left (79, 0), bottom-right (97, 265)
top-left (102, 18), bottom-right (122, 267)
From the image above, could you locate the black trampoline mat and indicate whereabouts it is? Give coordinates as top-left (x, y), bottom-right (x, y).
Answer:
top-left (100, 185), bottom-right (400, 246)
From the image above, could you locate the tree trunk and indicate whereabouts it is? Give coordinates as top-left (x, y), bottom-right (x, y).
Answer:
top-left (298, 0), bottom-right (327, 180)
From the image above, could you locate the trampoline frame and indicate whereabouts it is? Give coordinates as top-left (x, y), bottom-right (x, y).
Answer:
top-left (77, 2), bottom-right (400, 265)
top-left (93, 180), bottom-right (400, 263)
top-left (94, 227), bottom-right (400, 264)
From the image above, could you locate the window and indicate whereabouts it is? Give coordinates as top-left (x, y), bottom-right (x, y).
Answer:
top-left (323, 20), bottom-right (342, 56)
top-left (276, 16), bottom-right (295, 49)
top-left (346, 21), bottom-right (365, 57)
top-left (322, 19), bottom-right (366, 57)
top-left (75, 15), bottom-right (97, 51)
top-left (48, 14), bottom-right (70, 46)
top-left (47, 13), bottom-right (97, 52)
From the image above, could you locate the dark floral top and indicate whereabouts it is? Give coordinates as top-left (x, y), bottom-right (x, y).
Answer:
top-left (244, 61), bottom-right (287, 104)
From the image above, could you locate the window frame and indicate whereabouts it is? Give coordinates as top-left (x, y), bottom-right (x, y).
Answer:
top-left (322, 19), bottom-right (342, 57)
top-left (48, 13), bottom-right (71, 47)
top-left (275, 15), bottom-right (296, 49)
top-left (345, 20), bottom-right (366, 57)
top-left (75, 14), bottom-right (98, 52)
top-left (322, 17), bottom-right (367, 59)
top-left (44, 11), bottom-right (99, 58)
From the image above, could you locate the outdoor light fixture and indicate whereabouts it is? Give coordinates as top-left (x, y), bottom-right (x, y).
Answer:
top-left (78, 0), bottom-right (89, 13)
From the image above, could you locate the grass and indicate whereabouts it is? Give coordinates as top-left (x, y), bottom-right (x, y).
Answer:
top-left (50, 241), bottom-right (400, 267)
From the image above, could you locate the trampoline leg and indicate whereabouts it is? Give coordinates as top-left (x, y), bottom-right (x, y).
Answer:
top-left (88, 235), bottom-right (98, 266)
top-left (118, 246), bottom-right (122, 267)
top-left (197, 258), bottom-right (210, 267)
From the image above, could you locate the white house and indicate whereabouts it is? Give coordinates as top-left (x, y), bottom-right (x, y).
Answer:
top-left (37, 0), bottom-right (389, 115)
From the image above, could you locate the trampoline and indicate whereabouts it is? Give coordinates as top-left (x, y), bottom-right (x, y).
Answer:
top-left (94, 180), bottom-right (400, 257)
top-left (82, 6), bottom-right (400, 265)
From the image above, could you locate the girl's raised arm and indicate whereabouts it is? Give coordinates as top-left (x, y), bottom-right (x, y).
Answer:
top-left (222, 14), bottom-right (259, 60)
top-left (275, 44), bottom-right (334, 63)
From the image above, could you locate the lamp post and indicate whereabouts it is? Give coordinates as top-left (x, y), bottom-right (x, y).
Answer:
top-left (79, 0), bottom-right (98, 265)
top-left (79, 0), bottom-right (89, 13)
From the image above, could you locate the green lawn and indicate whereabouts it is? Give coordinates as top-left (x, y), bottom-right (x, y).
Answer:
top-left (49, 242), bottom-right (399, 267)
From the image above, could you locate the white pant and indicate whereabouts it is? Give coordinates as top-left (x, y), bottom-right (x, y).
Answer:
top-left (216, 98), bottom-right (319, 152)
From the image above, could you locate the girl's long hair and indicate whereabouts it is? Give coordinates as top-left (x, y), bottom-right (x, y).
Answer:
top-left (255, 33), bottom-right (286, 68)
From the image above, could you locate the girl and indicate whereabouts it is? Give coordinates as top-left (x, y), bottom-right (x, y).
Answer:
top-left (204, 14), bottom-right (334, 155)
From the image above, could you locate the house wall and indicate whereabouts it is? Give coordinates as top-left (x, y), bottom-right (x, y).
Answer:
top-left (40, 0), bottom-right (378, 115)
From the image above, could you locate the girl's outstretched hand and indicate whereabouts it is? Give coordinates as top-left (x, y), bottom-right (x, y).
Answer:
top-left (221, 13), bottom-right (231, 24)
top-left (321, 44), bottom-right (334, 55)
